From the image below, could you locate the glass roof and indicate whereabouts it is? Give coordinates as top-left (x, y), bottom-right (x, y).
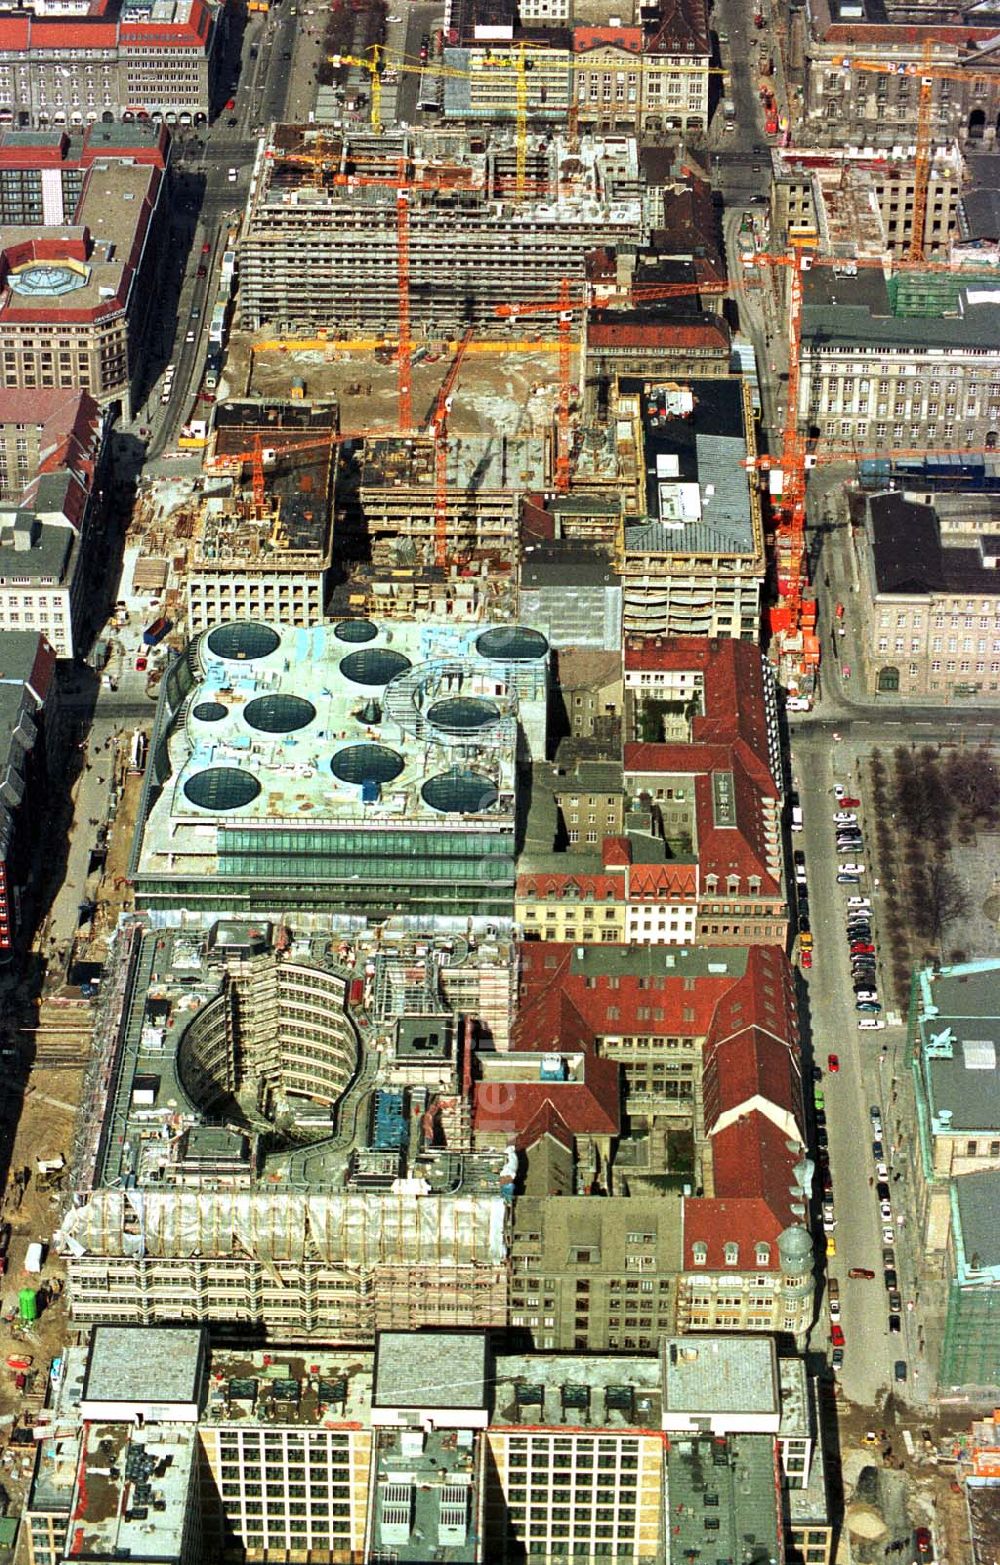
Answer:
top-left (476, 625), bottom-right (548, 661)
top-left (330, 743), bottom-right (405, 785)
top-left (339, 649), bottom-right (412, 687)
top-left (244, 694), bottom-right (316, 734)
top-left (184, 768), bottom-right (262, 812)
top-left (206, 622), bottom-right (281, 661)
top-left (427, 697), bottom-right (500, 732)
top-left (422, 769), bottom-right (499, 815)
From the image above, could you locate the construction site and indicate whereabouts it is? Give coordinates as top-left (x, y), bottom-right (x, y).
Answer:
top-left (56, 917), bottom-right (517, 1340)
top-left (238, 126), bottom-right (647, 336)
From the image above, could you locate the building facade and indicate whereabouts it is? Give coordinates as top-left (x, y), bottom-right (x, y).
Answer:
top-left (0, 0), bottom-right (219, 130)
top-left (800, 269), bottom-right (1000, 457)
top-left (852, 490), bottom-right (1000, 701)
top-left (0, 387), bottom-right (107, 657)
top-left (0, 123), bottom-right (169, 418)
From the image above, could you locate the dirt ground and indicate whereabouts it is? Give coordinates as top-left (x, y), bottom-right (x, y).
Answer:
top-left (228, 330), bottom-right (567, 440)
top-left (0, 764), bottom-right (143, 1517)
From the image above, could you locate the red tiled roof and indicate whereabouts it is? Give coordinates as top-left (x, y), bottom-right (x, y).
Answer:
top-left (514, 942), bottom-right (758, 1052)
top-left (574, 24), bottom-right (643, 52)
top-left (682, 1194), bottom-right (786, 1269)
top-left (602, 836), bottom-right (632, 868)
top-left (472, 1057), bottom-right (621, 1143)
top-left (31, 20), bottom-right (118, 46)
top-left (587, 318), bottom-right (729, 350)
top-left (627, 861), bottom-right (697, 899)
top-left (644, 0), bottom-right (710, 57)
top-left (624, 739), bottom-right (730, 774)
top-left (516, 871), bottom-right (626, 901)
top-left (0, 16), bottom-right (30, 49)
top-left (120, 0), bottom-right (210, 44)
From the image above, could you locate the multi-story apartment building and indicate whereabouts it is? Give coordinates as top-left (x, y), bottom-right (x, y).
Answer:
top-left (572, 25), bottom-right (644, 130)
top-left (508, 1195), bottom-right (681, 1351)
top-left (0, 0), bottom-right (220, 130)
top-left (0, 123), bottom-right (168, 418)
top-left (638, 0), bottom-right (710, 135)
top-left (624, 637), bottom-right (787, 946)
top-left (853, 489), bottom-right (1000, 700)
top-left (614, 377), bottom-right (765, 640)
top-left (0, 387), bottom-right (107, 656)
top-left (510, 940), bottom-right (815, 1347)
top-left (801, 4), bottom-right (1000, 155)
top-left (28, 1325), bottom-right (829, 1565)
top-left (238, 128), bottom-right (646, 335)
top-left (800, 268), bottom-right (1000, 456)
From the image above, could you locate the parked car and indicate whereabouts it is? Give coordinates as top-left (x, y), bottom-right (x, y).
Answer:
top-left (848, 1266), bottom-right (875, 1279)
top-left (870, 1106), bottom-right (883, 1129)
top-left (135, 653), bottom-right (149, 672)
top-left (851, 943), bottom-right (876, 955)
top-left (889, 1313), bottom-right (902, 1333)
top-left (847, 896), bottom-right (872, 909)
top-left (873, 1139), bottom-right (884, 1158)
top-left (876, 1163), bottom-right (889, 1180)
top-left (828, 1279), bottom-right (840, 1317)
top-left (884, 1267), bottom-right (898, 1289)
top-left (880, 1199), bottom-right (893, 1220)
top-left (834, 811), bottom-right (858, 824)
top-left (838, 862), bottom-right (865, 874)
top-left (830, 1323), bottom-right (845, 1347)
top-left (894, 1359), bottom-right (907, 1382)
top-left (859, 1018), bottom-right (887, 1030)
top-left (801, 949), bottom-right (813, 969)
top-left (858, 1001), bottom-right (883, 1013)
top-left (876, 1182), bottom-right (891, 1202)
top-left (888, 1289), bottom-right (902, 1312)
top-left (882, 1225), bottom-right (896, 1245)
top-left (841, 795), bottom-right (861, 808)
top-left (837, 874), bottom-right (861, 884)
top-left (832, 1347), bottom-right (844, 1371)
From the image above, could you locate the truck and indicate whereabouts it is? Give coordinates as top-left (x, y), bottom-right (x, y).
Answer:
top-left (142, 615), bottom-right (172, 648)
top-left (723, 98), bottom-right (736, 130)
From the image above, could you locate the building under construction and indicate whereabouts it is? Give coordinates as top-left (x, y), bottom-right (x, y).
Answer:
top-left (57, 918), bottom-right (517, 1338)
top-left (355, 430), bottom-right (549, 570)
top-left (238, 126), bottom-right (647, 335)
top-left (188, 399), bottom-right (340, 633)
top-left (130, 617), bottom-right (548, 921)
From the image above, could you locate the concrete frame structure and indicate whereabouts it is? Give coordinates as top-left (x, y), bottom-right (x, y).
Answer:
top-left (238, 128), bottom-right (647, 335)
top-left (57, 920), bottom-right (515, 1339)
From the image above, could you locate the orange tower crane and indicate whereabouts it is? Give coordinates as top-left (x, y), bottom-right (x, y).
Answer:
top-left (428, 326), bottom-right (475, 569)
top-left (496, 276), bottom-right (733, 491)
top-left (832, 44), bottom-right (985, 261)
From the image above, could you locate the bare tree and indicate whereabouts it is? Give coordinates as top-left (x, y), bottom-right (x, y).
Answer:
top-left (923, 859), bottom-right (969, 948)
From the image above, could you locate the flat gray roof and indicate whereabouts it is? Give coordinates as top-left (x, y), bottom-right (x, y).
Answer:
top-left (916, 961), bottom-right (1000, 1133)
top-left (955, 1169), bottom-right (1000, 1271)
top-left (373, 1331), bottom-right (489, 1412)
top-left (83, 1325), bottom-right (205, 1407)
top-left (662, 1335), bottom-right (779, 1414)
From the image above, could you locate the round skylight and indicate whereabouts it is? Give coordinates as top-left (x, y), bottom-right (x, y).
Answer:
top-left (339, 649), bottom-right (412, 687)
top-left (422, 768), bottom-right (499, 815)
top-left (244, 694), bottom-right (316, 734)
top-left (183, 768), bottom-right (261, 812)
top-left (206, 622), bottom-right (281, 661)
